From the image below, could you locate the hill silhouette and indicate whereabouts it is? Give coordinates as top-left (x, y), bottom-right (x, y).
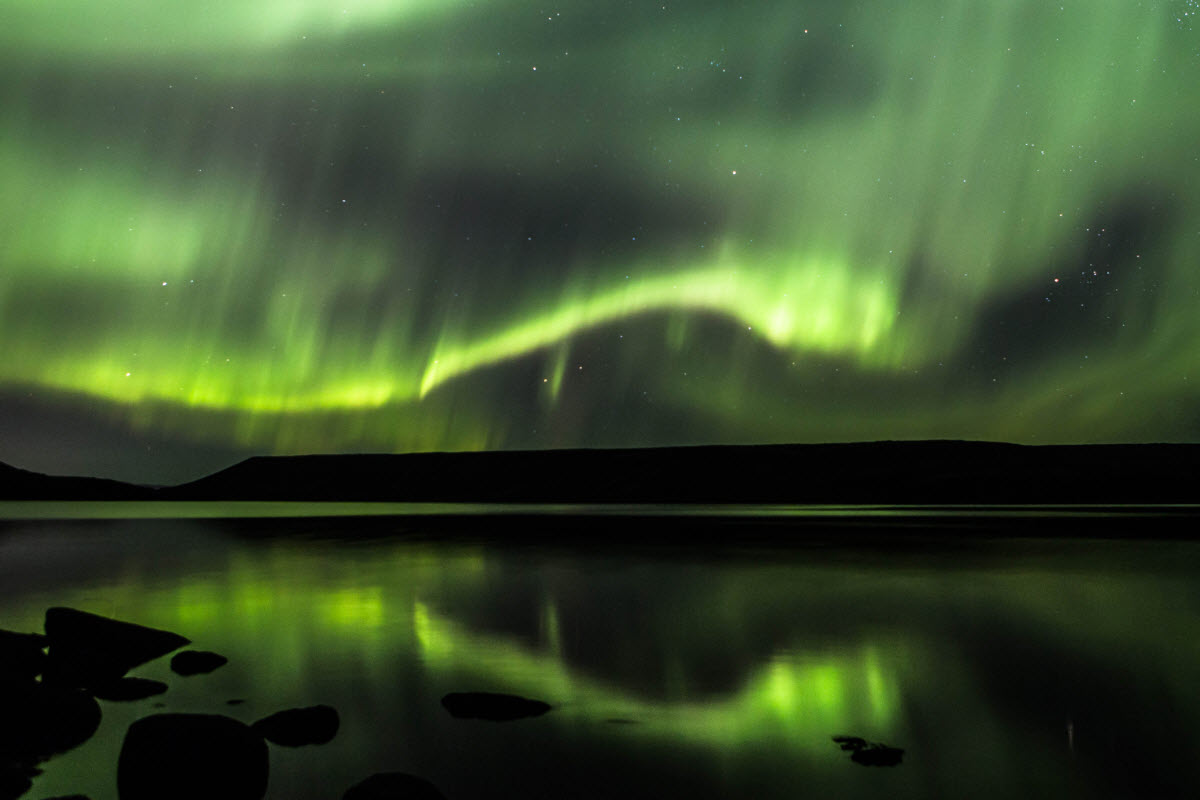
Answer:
top-left (0, 461), bottom-right (153, 501)
top-left (4, 441), bottom-right (1198, 504)
top-left (163, 441), bottom-right (1198, 504)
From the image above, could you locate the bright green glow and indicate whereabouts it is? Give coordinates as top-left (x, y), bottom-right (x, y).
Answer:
top-left (413, 601), bottom-right (900, 748)
top-left (2, 123), bottom-right (901, 415)
top-left (1, 0), bottom-right (1198, 479)
top-left (0, 0), bottom-right (470, 60)
top-left (321, 586), bottom-right (386, 629)
top-left (1, 120), bottom-right (901, 412)
top-left (421, 257), bottom-right (899, 397)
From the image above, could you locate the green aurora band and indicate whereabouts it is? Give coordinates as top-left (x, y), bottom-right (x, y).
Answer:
top-left (1, 0), bottom-right (1198, 479)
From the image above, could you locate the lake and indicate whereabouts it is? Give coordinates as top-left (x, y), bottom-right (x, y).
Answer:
top-left (3, 505), bottom-right (1199, 799)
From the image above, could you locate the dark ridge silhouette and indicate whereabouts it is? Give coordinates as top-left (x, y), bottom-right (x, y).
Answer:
top-left (0, 461), bottom-right (152, 500)
top-left (3, 440), bottom-right (1200, 504)
top-left (161, 441), bottom-right (1200, 504)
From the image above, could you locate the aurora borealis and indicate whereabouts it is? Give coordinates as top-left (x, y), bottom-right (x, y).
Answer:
top-left (2, 1), bottom-right (1199, 482)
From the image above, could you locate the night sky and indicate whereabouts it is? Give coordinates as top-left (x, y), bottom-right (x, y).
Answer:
top-left (2, 1), bottom-right (1199, 484)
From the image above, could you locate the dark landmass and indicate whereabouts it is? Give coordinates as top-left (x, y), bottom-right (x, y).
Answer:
top-left (157, 440), bottom-right (1200, 504)
top-left (0, 460), bottom-right (152, 501)
top-left (2, 441), bottom-right (1199, 504)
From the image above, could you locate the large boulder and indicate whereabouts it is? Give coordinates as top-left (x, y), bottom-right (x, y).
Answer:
top-left (0, 629), bottom-right (47, 683)
top-left (0, 682), bottom-right (102, 762)
top-left (0, 763), bottom-right (36, 800)
top-left (0, 681), bottom-right (101, 800)
top-left (251, 705), bottom-right (339, 747)
top-left (441, 691), bottom-right (551, 722)
top-left (43, 608), bottom-right (189, 689)
top-left (117, 714), bottom-right (267, 800)
top-left (342, 772), bottom-right (447, 800)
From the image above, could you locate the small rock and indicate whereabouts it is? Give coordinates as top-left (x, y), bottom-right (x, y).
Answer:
top-left (251, 705), bottom-right (339, 747)
top-left (850, 744), bottom-right (904, 767)
top-left (170, 650), bottom-right (228, 677)
top-left (342, 772), bottom-right (447, 800)
top-left (117, 714), bottom-right (268, 800)
top-left (832, 735), bottom-right (904, 767)
top-left (90, 678), bottom-right (169, 702)
top-left (441, 691), bottom-right (552, 722)
top-left (832, 735), bottom-right (867, 752)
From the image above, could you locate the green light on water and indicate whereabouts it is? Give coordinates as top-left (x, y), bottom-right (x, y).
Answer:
top-left (412, 602), bottom-right (900, 751)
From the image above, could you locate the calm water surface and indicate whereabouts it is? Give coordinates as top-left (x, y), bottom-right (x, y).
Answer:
top-left (2, 505), bottom-right (1199, 799)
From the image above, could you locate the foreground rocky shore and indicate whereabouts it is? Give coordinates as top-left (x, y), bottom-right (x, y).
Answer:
top-left (1, 607), bottom-right (561, 800)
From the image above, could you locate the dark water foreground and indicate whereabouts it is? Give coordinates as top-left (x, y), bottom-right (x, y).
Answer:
top-left (2, 505), bottom-right (1199, 799)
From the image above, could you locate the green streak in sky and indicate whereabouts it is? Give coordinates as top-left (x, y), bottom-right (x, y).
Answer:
top-left (0, 0), bottom-right (468, 59)
top-left (1, 0), bottom-right (1198, 478)
top-left (421, 257), bottom-right (900, 397)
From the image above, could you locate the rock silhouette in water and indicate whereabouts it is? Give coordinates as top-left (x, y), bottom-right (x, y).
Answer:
top-left (170, 650), bottom-right (228, 676)
top-left (251, 705), bottom-right (339, 747)
top-left (832, 735), bottom-right (867, 751)
top-left (1, 682), bottom-right (102, 761)
top-left (90, 677), bottom-right (168, 702)
top-left (43, 608), bottom-right (189, 689)
top-left (832, 735), bottom-right (904, 766)
top-left (0, 629), bottom-right (47, 682)
top-left (342, 772), bottom-right (447, 800)
top-left (0, 761), bottom-right (38, 800)
top-left (441, 691), bottom-right (552, 721)
top-left (6, 609), bottom-right (428, 799)
top-left (0, 772), bottom-right (30, 800)
top-left (0, 680), bottom-right (102, 800)
top-left (2, 625), bottom-right (102, 800)
top-left (118, 713), bottom-right (268, 800)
